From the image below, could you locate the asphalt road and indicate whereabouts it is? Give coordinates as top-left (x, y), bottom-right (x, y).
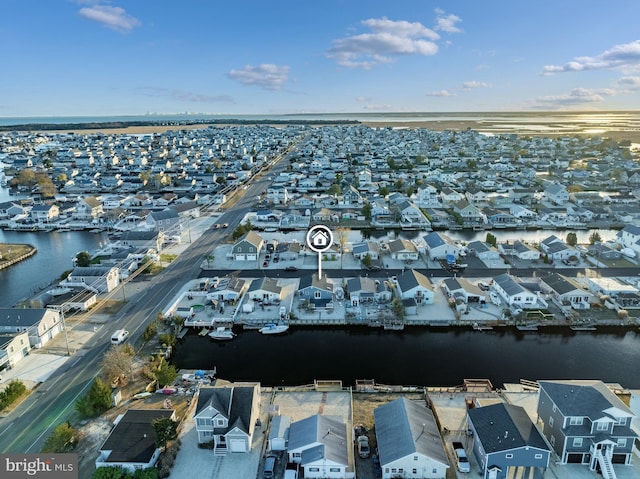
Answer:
top-left (0, 142), bottom-right (293, 454)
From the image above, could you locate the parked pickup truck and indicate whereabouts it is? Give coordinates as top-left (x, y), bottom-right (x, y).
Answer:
top-left (452, 441), bottom-right (470, 473)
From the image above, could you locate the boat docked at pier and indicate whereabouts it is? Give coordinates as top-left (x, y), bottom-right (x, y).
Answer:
top-left (259, 323), bottom-right (289, 335)
top-left (208, 326), bottom-right (236, 341)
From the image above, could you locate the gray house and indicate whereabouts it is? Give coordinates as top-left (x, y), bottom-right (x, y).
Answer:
top-left (298, 273), bottom-right (334, 308)
top-left (467, 403), bottom-right (550, 479)
top-left (231, 230), bottom-right (264, 261)
top-left (537, 380), bottom-right (637, 472)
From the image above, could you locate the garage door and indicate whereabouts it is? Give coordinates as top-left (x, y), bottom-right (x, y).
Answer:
top-left (247, 254), bottom-right (257, 261)
top-left (229, 438), bottom-right (246, 452)
top-left (235, 254), bottom-right (245, 261)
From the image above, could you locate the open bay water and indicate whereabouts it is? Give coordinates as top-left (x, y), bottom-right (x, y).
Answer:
top-left (172, 326), bottom-right (640, 388)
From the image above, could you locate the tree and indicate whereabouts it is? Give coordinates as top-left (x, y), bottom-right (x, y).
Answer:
top-left (486, 233), bottom-right (497, 248)
top-left (42, 422), bottom-right (78, 453)
top-left (391, 298), bottom-right (405, 320)
top-left (92, 467), bottom-right (126, 479)
top-left (75, 251), bottom-right (92, 267)
top-left (361, 253), bottom-right (373, 268)
top-left (378, 186), bottom-right (390, 197)
top-left (361, 203), bottom-right (372, 221)
top-left (102, 344), bottom-right (135, 386)
top-left (335, 227), bottom-right (350, 268)
top-left (76, 378), bottom-right (112, 418)
top-left (154, 358), bottom-right (178, 387)
top-left (327, 183), bottom-right (341, 196)
top-left (153, 417), bottom-right (178, 449)
top-left (566, 232), bottom-right (578, 246)
top-left (589, 230), bottom-right (602, 244)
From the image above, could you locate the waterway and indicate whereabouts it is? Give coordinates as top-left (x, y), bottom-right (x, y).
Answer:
top-left (171, 326), bottom-right (640, 388)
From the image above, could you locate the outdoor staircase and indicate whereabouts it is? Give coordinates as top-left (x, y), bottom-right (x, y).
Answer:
top-left (214, 444), bottom-right (228, 456)
top-left (595, 450), bottom-right (617, 479)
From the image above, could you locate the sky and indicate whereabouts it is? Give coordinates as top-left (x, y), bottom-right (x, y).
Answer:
top-left (2, 0), bottom-right (640, 117)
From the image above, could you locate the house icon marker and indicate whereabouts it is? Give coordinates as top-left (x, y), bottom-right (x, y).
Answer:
top-left (306, 225), bottom-right (333, 253)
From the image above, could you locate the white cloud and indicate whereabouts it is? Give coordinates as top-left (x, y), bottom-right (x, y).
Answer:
top-left (362, 103), bottom-right (394, 111)
top-left (434, 10), bottom-right (462, 33)
top-left (426, 90), bottom-right (456, 97)
top-left (536, 87), bottom-right (615, 106)
top-left (227, 64), bottom-right (290, 90)
top-left (615, 76), bottom-right (640, 91)
top-left (78, 4), bottom-right (141, 33)
top-left (327, 17), bottom-right (440, 69)
top-left (137, 87), bottom-right (234, 103)
top-left (462, 81), bottom-right (490, 89)
top-left (543, 40), bottom-right (640, 74)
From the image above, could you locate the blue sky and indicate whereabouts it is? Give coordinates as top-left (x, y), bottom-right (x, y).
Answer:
top-left (2, 0), bottom-right (640, 117)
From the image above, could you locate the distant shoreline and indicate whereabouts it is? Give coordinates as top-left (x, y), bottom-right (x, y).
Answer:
top-left (1, 113), bottom-right (639, 142)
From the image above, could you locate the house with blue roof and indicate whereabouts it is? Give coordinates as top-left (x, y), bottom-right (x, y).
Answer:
top-left (467, 402), bottom-right (550, 479)
top-left (423, 232), bottom-right (460, 261)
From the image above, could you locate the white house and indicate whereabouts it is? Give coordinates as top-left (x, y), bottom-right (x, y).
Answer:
top-left (423, 232), bottom-right (460, 261)
top-left (395, 270), bottom-right (434, 304)
top-left (247, 277), bottom-right (282, 303)
top-left (0, 331), bottom-right (30, 370)
top-left (388, 239), bottom-right (419, 261)
top-left (374, 398), bottom-right (449, 479)
top-left (0, 308), bottom-right (63, 349)
top-left (287, 414), bottom-right (350, 479)
top-left (492, 274), bottom-right (537, 307)
top-left (544, 183), bottom-right (569, 205)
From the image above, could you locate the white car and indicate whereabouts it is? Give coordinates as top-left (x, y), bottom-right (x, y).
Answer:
top-left (489, 292), bottom-right (501, 305)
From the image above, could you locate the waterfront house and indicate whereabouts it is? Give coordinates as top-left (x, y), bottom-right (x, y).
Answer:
top-left (274, 242), bottom-right (302, 261)
top-left (388, 239), bottom-right (419, 261)
top-left (119, 230), bottom-right (163, 253)
top-left (467, 241), bottom-right (500, 262)
top-left (231, 231), bottom-right (264, 261)
top-left (492, 274), bottom-right (536, 307)
top-left (62, 266), bottom-right (119, 293)
top-left (587, 243), bottom-right (621, 261)
top-left (346, 276), bottom-right (391, 305)
top-left (498, 240), bottom-right (541, 261)
top-left (74, 196), bottom-right (103, 220)
top-left (0, 331), bottom-right (30, 369)
top-left (0, 201), bottom-right (26, 219)
top-left (298, 273), bottom-right (334, 309)
top-left (30, 203), bottom-right (59, 223)
top-left (351, 241), bottom-right (380, 261)
top-left (544, 183), bottom-right (569, 205)
top-left (467, 402), bottom-right (550, 479)
top-left (537, 380), bottom-right (637, 471)
top-left (423, 232), bottom-right (460, 261)
top-left (207, 278), bottom-right (249, 303)
top-left (616, 224), bottom-right (640, 257)
top-left (194, 384), bottom-right (260, 454)
top-left (395, 270), bottom-right (434, 304)
top-left (287, 414), bottom-right (350, 479)
top-left (146, 209), bottom-right (181, 235)
top-left (247, 277), bottom-right (282, 303)
top-left (96, 409), bottom-right (176, 473)
top-left (539, 273), bottom-right (596, 310)
top-left (442, 278), bottom-right (486, 305)
top-left (373, 397), bottom-right (449, 479)
top-left (0, 308), bottom-right (63, 349)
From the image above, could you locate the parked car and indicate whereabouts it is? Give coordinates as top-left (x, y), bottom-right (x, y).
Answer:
top-left (222, 223), bottom-right (229, 228)
top-left (367, 265), bottom-right (382, 271)
top-left (263, 261), bottom-right (269, 267)
top-left (284, 266), bottom-right (298, 272)
top-left (357, 435), bottom-right (370, 458)
top-left (477, 281), bottom-right (490, 291)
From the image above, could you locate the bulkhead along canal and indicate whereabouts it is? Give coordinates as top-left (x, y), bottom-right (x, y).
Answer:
top-left (172, 325), bottom-right (640, 387)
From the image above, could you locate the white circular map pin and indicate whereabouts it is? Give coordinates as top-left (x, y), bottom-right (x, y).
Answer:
top-left (306, 225), bottom-right (334, 279)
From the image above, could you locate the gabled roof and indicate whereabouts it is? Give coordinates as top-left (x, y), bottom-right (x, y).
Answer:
top-left (493, 273), bottom-right (526, 297)
top-left (288, 414), bottom-right (348, 466)
top-left (388, 239), bottom-right (417, 253)
top-left (299, 273), bottom-right (333, 292)
top-left (423, 232), bottom-right (456, 250)
top-left (235, 230), bottom-right (264, 248)
top-left (248, 277), bottom-right (281, 295)
top-left (346, 276), bottom-right (377, 295)
top-left (620, 224), bottom-right (640, 236)
top-left (396, 269), bottom-right (432, 293)
top-left (150, 209), bottom-right (179, 221)
top-left (538, 380), bottom-right (635, 421)
top-left (468, 403), bottom-right (549, 453)
top-left (541, 273), bottom-right (585, 295)
top-left (374, 398), bottom-right (448, 467)
top-left (99, 409), bottom-right (174, 463)
top-left (121, 230), bottom-right (159, 241)
top-left (0, 308), bottom-right (51, 327)
top-left (195, 385), bottom-right (257, 435)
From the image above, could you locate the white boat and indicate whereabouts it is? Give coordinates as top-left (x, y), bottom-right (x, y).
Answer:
top-left (209, 327), bottom-right (236, 341)
top-left (259, 323), bottom-right (289, 335)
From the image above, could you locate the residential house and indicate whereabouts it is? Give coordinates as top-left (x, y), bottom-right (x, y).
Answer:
top-left (74, 196), bottom-right (103, 221)
top-left (588, 243), bottom-right (621, 261)
top-left (416, 185), bottom-right (440, 207)
top-left (351, 241), bottom-right (380, 261)
top-left (267, 185), bottom-right (289, 205)
top-left (287, 414), bottom-right (350, 479)
top-left (96, 409), bottom-right (176, 472)
top-left (0, 308), bottom-right (62, 349)
top-left (442, 278), bottom-right (486, 306)
top-left (247, 277), bottom-right (282, 303)
top-left (275, 242), bottom-right (301, 261)
top-left (440, 187), bottom-right (464, 204)
top-left (616, 224), bottom-right (640, 257)
top-left (0, 201), bottom-right (26, 219)
top-left (0, 331), bottom-right (30, 370)
top-left (207, 278), bottom-right (249, 303)
top-left (298, 273), bottom-right (334, 309)
top-left (540, 273), bottom-right (596, 310)
top-left (194, 384), bottom-right (261, 454)
top-left (30, 203), bottom-right (59, 223)
top-left (171, 200), bottom-right (201, 219)
top-left (119, 230), bottom-right (163, 253)
top-left (395, 270), bottom-right (434, 304)
top-left (498, 241), bottom-right (541, 261)
top-left (467, 403), bottom-right (550, 479)
top-left (346, 276), bottom-right (391, 305)
top-left (231, 231), bottom-right (264, 261)
top-left (146, 209), bottom-right (181, 235)
top-left (63, 266), bottom-right (119, 293)
top-left (537, 380), bottom-right (638, 470)
top-left (423, 232), bottom-right (460, 261)
top-left (540, 235), bottom-right (579, 261)
top-left (454, 199), bottom-right (484, 223)
top-left (492, 274), bottom-right (537, 307)
top-left (544, 183), bottom-right (569, 205)
top-left (388, 239), bottom-right (419, 261)
top-left (374, 397), bottom-right (449, 479)
top-left (467, 241), bottom-right (500, 262)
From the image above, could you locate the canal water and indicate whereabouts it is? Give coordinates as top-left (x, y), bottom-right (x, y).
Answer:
top-left (171, 326), bottom-right (640, 388)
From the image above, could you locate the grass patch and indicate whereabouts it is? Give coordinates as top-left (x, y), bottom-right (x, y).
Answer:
top-left (160, 254), bottom-right (178, 263)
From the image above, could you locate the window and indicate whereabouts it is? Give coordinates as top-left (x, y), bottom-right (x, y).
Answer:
top-left (329, 468), bottom-right (340, 472)
top-left (596, 421), bottom-right (609, 431)
top-left (314, 291), bottom-right (321, 299)
top-left (535, 454), bottom-right (543, 459)
top-left (569, 417), bottom-right (583, 426)
top-left (549, 417), bottom-right (554, 427)
top-left (617, 438), bottom-right (627, 448)
top-left (412, 469), bottom-right (417, 474)
top-left (550, 435), bottom-right (556, 446)
top-left (413, 456), bottom-right (418, 461)
top-left (552, 404), bottom-right (557, 413)
top-left (615, 417), bottom-right (625, 425)
top-left (432, 469), bottom-right (437, 474)
top-left (216, 419), bottom-right (225, 427)
top-left (309, 468), bottom-right (319, 472)
top-left (506, 454), bottom-right (513, 459)
top-left (391, 469), bottom-right (397, 473)
top-left (573, 438), bottom-right (583, 447)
